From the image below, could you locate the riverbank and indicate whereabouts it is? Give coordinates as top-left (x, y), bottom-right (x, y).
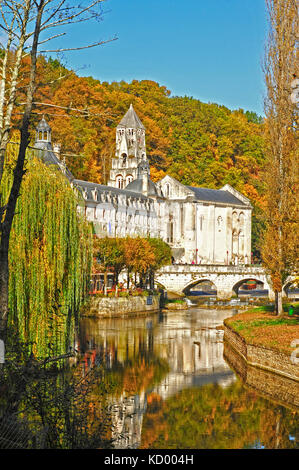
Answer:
top-left (81, 294), bottom-right (161, 318)
top-left (223, 305), bottom-right (299, 382)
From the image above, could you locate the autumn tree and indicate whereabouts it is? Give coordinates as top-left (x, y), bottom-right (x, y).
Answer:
top-left (261, 0), bottom-right (299, 314)
top-left (122, 237), bottom-right (156, 289)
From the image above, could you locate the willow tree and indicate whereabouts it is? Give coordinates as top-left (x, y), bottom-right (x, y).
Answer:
top-left (2, 144), bottom-right (92, 358)
top-left (262, 0), bottom-right (299, 314)
top-left (0, 0), bottom-right (114, 343)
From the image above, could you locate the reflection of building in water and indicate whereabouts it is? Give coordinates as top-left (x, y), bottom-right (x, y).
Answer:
top-left (79, 309), bottom-right (237, 448)
top-left (151, 319), bottom-right (236, 399)
top-left (109, 391), bottom-right (147, 449)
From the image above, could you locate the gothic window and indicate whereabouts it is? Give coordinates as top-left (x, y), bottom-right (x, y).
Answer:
top-left (232, 230), bottom-right (238, 255)
top-left (165, 183), bottom-right (170, 198)
top-left (239, 230), bottom-right (244, 257)
top-left (170, 222), bottom-right (174, 243)
top-left (232, 211), bottom-right (238, 227)
top-left (121, 153), bottom-right (127, 166)
top-left (116, 175), bottom-right (123, 189)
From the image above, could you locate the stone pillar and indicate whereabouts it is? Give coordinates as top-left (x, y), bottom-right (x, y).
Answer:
top-left (217, 289), bottom-right (234, 300)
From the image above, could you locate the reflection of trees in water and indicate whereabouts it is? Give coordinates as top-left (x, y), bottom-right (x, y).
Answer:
top-left (140, 380), bottom-right (299, 449)
top-left (0, 361), bottom-right (114, 449)
top-left (79, 317), bottom-right (158, 371)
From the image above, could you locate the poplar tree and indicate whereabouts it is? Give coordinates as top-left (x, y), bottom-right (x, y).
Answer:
top-left (262, 0), bottom-right (299, 314)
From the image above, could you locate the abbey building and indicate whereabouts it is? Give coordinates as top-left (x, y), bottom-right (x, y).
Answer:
top-left (34, 105), bottom-right (252, 265)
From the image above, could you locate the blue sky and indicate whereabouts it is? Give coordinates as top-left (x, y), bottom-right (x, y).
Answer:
top-left (53, 0), bottom-right (267, 116)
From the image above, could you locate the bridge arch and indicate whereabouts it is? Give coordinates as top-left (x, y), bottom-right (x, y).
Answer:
top-left (283, 279), bottom-right (298, 298)
top-left (182, 278), bottom-right (218, 296)
top-left (232, 278), bottom-right (267, 297)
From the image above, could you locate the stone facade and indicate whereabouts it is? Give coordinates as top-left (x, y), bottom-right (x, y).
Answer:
top-left (34, 107), bottom-right (253, 265)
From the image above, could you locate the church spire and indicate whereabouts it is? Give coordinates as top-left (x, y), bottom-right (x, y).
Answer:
top-left (108, 105), bottom-right (147, 189)
top-left (115, 104), bottom-right (146, 161)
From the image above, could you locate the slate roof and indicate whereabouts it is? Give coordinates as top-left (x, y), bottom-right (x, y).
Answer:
top-left (187, 186), bottom-right (247, 206)
top-left (73, 179), bottom-right (152, 202)
top-left (34, 141), bottom-right (74, 182)
top-left (125, 177), bottom-right (161, 197)
top-left (36, 116), bottom-right (51, 131)
top-left (117, 104), bottom-right (145, 129)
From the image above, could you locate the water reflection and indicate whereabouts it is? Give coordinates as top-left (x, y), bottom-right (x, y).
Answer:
top-left (78, 307), bottom-right (298, 449)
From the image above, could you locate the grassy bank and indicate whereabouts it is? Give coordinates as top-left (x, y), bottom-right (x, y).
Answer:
top-left (224, 303), bottom-right (299, 355)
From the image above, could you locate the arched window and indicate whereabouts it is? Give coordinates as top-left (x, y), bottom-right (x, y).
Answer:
top-left (238, 230), bottom-right (244, 257)
top-left (232, 211), bottom-right (238, 227)
top-left (239, 212), bottom-right (245, 225)
top-left (121, 153), bottom-right (127, 167)
top-left (165, 183), bottom-right (170, 198)
top-left (126, 175), bottom-right (133, 186)
top-left (116, 175), bottom-right (123, 189)
top-left (232, 230), bottom-right (238, 255)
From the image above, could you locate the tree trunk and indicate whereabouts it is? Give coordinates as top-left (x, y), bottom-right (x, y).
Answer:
top-left (0, 244), bottom-right (9, 342)
top-left (127, 269), bottom-right (130, 290)
top-left (275, 290), bottom-right (283, 315)
top-left (104, 270), bottom-right (107, 296)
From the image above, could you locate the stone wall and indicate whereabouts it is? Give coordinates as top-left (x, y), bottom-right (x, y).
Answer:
top-left (223, 322), bottom-right (247, 359)
top-left (223, 322), bottom-right (299, 382)
top-left (83, 294), bottom-right (160, 318)
top-left (224, 341), bottom-right (299, 409)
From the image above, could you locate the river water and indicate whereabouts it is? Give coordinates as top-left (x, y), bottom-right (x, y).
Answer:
top-left (78, 305), bottom-right (299, 450)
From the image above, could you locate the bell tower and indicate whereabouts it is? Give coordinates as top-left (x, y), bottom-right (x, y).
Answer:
top-left (108, 104), bottom-right (147, 189)
top-left (35, 116), bottom-right (52, 145)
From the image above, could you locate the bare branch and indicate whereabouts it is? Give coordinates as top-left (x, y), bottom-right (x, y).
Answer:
top-left (16, 101), bottom-right (116, 119)
top-left (40, 0), bottom-right (104, 32)
top-left (37, 31), bottom-right (66, 45)
top-left (39, 36), bottom-right (117, 53)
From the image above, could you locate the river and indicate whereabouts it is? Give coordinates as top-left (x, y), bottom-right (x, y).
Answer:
top-left (77, 304), bottom-right (299, 449)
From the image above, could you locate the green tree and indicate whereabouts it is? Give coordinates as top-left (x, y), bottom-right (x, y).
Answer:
top-left (93, 237), bottom-right (125, 289)
top-left (147, 237), bottom-right (172, 289)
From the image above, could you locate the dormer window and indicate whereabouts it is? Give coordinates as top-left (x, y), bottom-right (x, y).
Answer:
top-left (92, 188), bottom-right (98, 201)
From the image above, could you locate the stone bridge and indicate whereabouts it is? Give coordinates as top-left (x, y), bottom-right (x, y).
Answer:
top-left (156, 264), bottom-right (277, 300)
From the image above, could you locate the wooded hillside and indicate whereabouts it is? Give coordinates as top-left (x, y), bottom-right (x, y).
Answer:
top-left (13, 56), bottom-right (266, 256)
